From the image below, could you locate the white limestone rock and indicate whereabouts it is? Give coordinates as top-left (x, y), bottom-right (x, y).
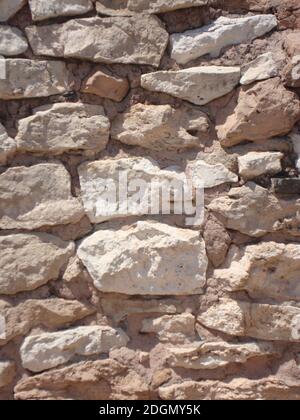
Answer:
top-left (20, 326), bottom-right (129, 372)
top-left (0, 233), bottom-right (74, 295)
top-left (0, 0), bottom-right (27, 22)
top-left (0, 25), bottom-right (28, 56)
top-left (25, 16), bottom-right (169, 67)
top-left (0, 123), bottom-right (16, 165)
top-left (77, 221), bottom-right (208, 295)
top-left (28, 0), bottom-right (94, 21)
top-left (16, 103), bottom-right (110, 155)
top-left (170, 15), bottom-right (277, 64)
top-left (238, 151), bottom-right (283, 179)
top-left (240, 52), bottom-right (283, 85)
top-left (186, 160), bottom-right (238, 188)
top-left (0, 59), bottom-right (71, 99)
top-left (141, 66), bottom-right (241, 106)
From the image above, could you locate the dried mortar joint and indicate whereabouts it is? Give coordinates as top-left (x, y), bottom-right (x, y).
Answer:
top-left (0, 0), bottom-right (300, 402)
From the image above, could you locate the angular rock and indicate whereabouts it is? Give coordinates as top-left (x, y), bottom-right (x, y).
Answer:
top-left (170, 15), bottom-right (277, 64)
top-left (216, 78), bottom-right (300, 147)
top-left (25, 16), bottom-right (169, 67)
top-left (238, 151), bottom-right (283, 179)
top-left (96, 0), bottom-right (208, 16)
top-left (159, 377), bottom-right (300, 400)
top-left (0, 233), bottom-right (74, 295)
top-left (0, 0), bottom-right (27, 22)
top-left (165, 341), bottom-right (277, 370)
top-left (272, 178), bottom-right (300, 195)
top-left (208, 183), bottom-right (300, 237)
top-left (81, 70), bottom-right (129, 102)
top-left (141, 314), bottom-right (197, 344)
top-left (0, 298), bottom-right (95, 346)
top-left (203, 214), bottom-right (231, 268)
top-left (141, 66), bottom-right (241, 106)
top-left (16, 103), bottom-right (110, 155)
top-left (0, 361), bottom-right (15, 388)
top-left (28, 0), bottom-right (94, 21)
top-left (20, 326), bottom-right (129, 372)
top-left (186, 159), bottom-right (238, 189)
top-left (0, 26), bottom-right (28, 56)
top-left (215, 242), bottom-right (300, 301)
top-left (78, 157), bottom-right (185, 223)
top-left (0, 123), bottom-right (16, 165)
top-left (240, 52), bottom-right (283, 85)
top-left (0, 163), bottom-right (84, 230)
top-left (111, 104), bottom-right (210, 151)
top-left (284, 55), bottom-right (300, 88)
top-left (0, 59), bottom-right (71, 100)
top-left (14, 359), bottom-right (151, 400)
top-left (77, 221), bottom-right (208, 295)
top-left (198, 298), bottom-right (300, 342)
top-left (284, 31), bottom-right (300, 56)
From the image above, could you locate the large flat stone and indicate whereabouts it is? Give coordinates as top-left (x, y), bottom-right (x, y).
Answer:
top-left (16, 103), bottom-right (110, 155)
top-left (170, 15), bottom-right (277, 64)
top-left (141, 66), bottom-right (241, 106)
top-left (240, 52), bottom-right (283, 85)
top-left (198, 298), bottom-right (300, 342)
top-left (28, 0), bottom-right (94, 21)
top-left (215, 242), bottom-right (300, 301)
top-left (0, 59), bottom-right (72, 100)
top-left (0, 163), bottom-right (84, 230)
top-left (0, 25), bottom-right (28, 56)
top-left (0, 0), bottom-right (27, 22)
top-left (0, 233), bottom-right (74, 295)
top-left (111, 103), bottom-right (210, 151)
top-left (20, 326), bottom-right (129, 372)
top-left (238, 151), bottom-right (283, 179)
top-left (186, 159), bottom-right (238, 188)
top-left (208, 183), bottom-right (300, 237)
top-left (77, 221), bottom-right (208, 295)
top-left (26, 16), bottom-right (169, 67)
top-left (0, 123), bottom-right (16, 165)
top-left (78, 157), bottom-right (185, 223)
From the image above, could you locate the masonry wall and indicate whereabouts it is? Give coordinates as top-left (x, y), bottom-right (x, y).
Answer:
top-left (0, 0), bottom-right (300, 400)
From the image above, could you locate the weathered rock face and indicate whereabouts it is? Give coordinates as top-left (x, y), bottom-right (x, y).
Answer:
top-left (238, 151), bottom-right (283, 179)
top-left (81, 70), bottom-right (129, 102)
top-left (215, 242), bottom-right (300, 301)
top-left (284, 31), bottom-right (300, 56)
top-left (217, 78), bottom-right (300, 147)
top-left (165, 341), bottom-right (277, 370)
top-left (170, 15), bottom-right (277, 64)
top-left (16, 103), bottom-right (110, 155)
top-left (284, 55), bottom-right (300, 88)
top-left (240, 52), bottom-right (283, 85)
top-left (0, 26), bottom-right (28, 56)
top-left (0, 0), bottom-right (27, 22)
top-left (111, 104), bottom-right (210, 151)
top-left (0, 233), bottom-right (74, 295)
top-left (186, 159), bottom-right (238, 188)
top-left (96, 0), bottom-right (208, 16)
top-left (159, 377), bottom-right (300, 400)
top-left (77, 221), bottom-right (208, 295)
top-left (141, 66), bottom-right (241, 106)
top-left (14, 359), bottom-right (151, 400)
top-left (203, 214), bottom-right (231, 267)
top-left (78, 157), bottom-right (185, 222)
top-left (0, 299), bottom-right (95, 346)
top-left (0, 361), bottom-right (15, 388)
top-left (26, 16), bottom-right (169, 67)
top-left (209, 183), bottom-right (300, 237)
top-left (20, 326), bottom-right (129, 372)
top-left (198, 298), bottom-right (300, 342)
top-left (0, 123), bottom-right (16, 165)
top-left (0, 163), bottom-right (84, 229)
top-left (28, 0), bottom-right (94, 21)
top-left (141, 314), bottom-right (197, 344)
top-left (0, 59), bottom-right (71, 100)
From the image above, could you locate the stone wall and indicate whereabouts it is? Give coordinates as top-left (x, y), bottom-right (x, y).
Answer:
top-left (0, 0), bottom-right (300, 400)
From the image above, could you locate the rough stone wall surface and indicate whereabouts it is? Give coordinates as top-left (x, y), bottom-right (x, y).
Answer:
top-left (0, 0), bottom-right (300, 401)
